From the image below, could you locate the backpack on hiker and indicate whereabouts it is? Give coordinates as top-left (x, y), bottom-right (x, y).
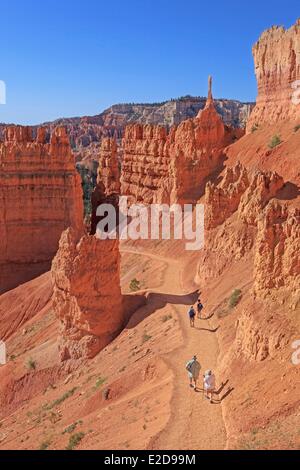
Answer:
top-left (188, 307), bottom-right (195, 318)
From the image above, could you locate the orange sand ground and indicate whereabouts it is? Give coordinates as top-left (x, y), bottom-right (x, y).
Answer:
top-left (0, 238), bottom-right (299, 450)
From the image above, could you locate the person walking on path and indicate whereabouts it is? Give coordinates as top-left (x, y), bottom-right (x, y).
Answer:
top-left (203, 369), bottom-right (216, 403)
top-left (188, 306), bottom-right (196, 327)
top-left (186, 355), bottom-right (201, 390)
top-left (197, 299), bottom-right (204, 319)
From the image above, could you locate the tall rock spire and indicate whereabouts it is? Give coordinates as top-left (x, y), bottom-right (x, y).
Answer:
top-left (207, 75), bottom-right (213, 104)
top-left (197, 74), bottom-right (215, 118)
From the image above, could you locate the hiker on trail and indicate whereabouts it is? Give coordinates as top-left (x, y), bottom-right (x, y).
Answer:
top-left (186, 355), bottom-right (201, 390)
top-left (188, 306), bottom-right (196, 327)
top-left (197, 299), bottom-right (204, 319)
top-left (203, 370), bottom-right (216, 403)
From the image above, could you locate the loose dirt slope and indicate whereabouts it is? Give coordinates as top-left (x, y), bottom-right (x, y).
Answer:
top-left (0, 241), bottom-right (231, 450)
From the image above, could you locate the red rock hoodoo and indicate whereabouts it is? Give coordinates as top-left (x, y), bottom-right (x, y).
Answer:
top-left (52, 139), bottom-right (145, 360)
top-left (51, 228), bottom-right (124, 360)
top-left (0, 126), bottom-right (83, 294)
top-left (121, 77), bottom-right (242, 205)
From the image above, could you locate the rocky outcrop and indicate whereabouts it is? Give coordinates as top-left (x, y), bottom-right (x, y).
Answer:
top-left (205, 163), bottom-right (249, 229)
top-left (121, 78), bottom-right (242, 205)
top-left (0, 126), bottom-right (83, 293)
top-left (233, 301), bottom-right (291, 362)
top-left (247, 19), bottom-right (300, 130)
top-left (52, 228), bottom-right (124, 360)
top-left (254, 202), bottom-right (300, 301)
top-left (204, 163), bottom-right (284, 229)
top-left (238, 171), bottom-right (284, 225)
top-left (97, 137), bottom-right (120, 195)
top-left (121, 124), bottom-right (173, 204)
top-left (200, 163), bottom-right (288, 285)
top-left (0, 95), bottom-right (253, 164)
top-left (52, 140), bottom-right (145, 360)
top-left (91, 137), bottom-right (120, 234)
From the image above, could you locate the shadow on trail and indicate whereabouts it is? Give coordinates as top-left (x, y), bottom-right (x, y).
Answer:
top-left (193, 326), bottom-right (220, 333)
top-left (194, 381), bottom-right (234, 404)
top-left (201, 312), bottom-right (215, 320)
top-left (212, 387), bottom-right (234, 404)
top-left (215, 380), bottom-right (229, 395)
top-left (126, 290), bottom-right (199, 329)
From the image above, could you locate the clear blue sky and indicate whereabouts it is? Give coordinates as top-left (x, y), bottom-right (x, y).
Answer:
top-left (0, 0), bottom-right (298, 125)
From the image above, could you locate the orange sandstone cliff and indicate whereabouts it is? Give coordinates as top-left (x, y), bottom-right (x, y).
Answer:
top-left (0, 126), bottom-right (83, 293)
top-left (226, 19), bottom-right (300, 185)
top-left (247, 19), bottom-right (300, 129)
top-left (121, 77), bottom-right (242, 205)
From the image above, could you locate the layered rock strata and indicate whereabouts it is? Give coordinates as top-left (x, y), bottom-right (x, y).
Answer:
top-left (247, 19), bottom-right (300, 130)
top-left (121, 78), bottom-right (242, 205)
top-left (0, 126), bottom-right (83, 293)
top-left (52, 138), bottom-right (144, 360)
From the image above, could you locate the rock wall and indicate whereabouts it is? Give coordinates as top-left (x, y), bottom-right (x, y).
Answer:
top-left (200, 163), bottom-right (287, 284)
top-left (121, 79), bottom-right (242, 205)
top-left (247, 19), bottom-right (300, 130)
top-left (0, 126), bottom-right (83, 293)
top-left (121, 124), bottom-right (173, 204)
top-left (254, 201), bottom-right (300, 301)
top-left (52, 140), bottom-right (145, 360)
top-left (91, 137), bottom-right (120, 234)
top-left (0, 96), bottom-right (253, 163)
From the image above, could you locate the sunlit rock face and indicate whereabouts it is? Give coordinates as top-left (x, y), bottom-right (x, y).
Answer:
top-left (0, 125), bottom-right (83, 293)
top-left (247, 19), bottom-right (300, 130)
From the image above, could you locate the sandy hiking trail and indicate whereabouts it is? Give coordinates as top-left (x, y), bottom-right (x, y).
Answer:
top-left (121, 245), bottom-right (227, 450)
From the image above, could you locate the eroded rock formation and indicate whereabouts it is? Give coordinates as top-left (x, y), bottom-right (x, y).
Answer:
top-left (205, 163), bottom-right (250, 229)
top-left (121, 78), bottom-right (242, 205)
top-left (200, 163), bottom-right (291, 287)
top-left (247, 19), bottom-right (300, 130)
top-left (204, 163), bottom-right (284, 229)
top-left (90, 137), bottom-right (121, 234)
top-left (52, 139), bottom-right (145, 360)
top-left (52, 228), bottom-right (124, 360)
top-left (121, 124), bottom-right (172, 204)
top-left (0, 96), bottom-right (253, 164)
top-left (254, 201), bottom-right (300, 301)
top-left (0, 126), bottom-right (83, 293)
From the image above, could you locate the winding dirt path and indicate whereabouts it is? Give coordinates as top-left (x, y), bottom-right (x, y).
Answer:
top-left (121, 246), bottom-right (227, 450)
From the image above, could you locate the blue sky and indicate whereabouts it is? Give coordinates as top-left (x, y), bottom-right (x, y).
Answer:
top-left (0, 0), bottom-right (298, 124)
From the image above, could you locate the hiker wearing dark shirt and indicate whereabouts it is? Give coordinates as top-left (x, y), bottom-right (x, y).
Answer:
top-left (188, 306), bottom-right (196, 327)
top-left (197, 299), bottom-right (204, 319)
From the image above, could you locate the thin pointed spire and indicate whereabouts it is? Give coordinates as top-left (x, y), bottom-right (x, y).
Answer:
top-left (208, 75), bottom-right (213, 102)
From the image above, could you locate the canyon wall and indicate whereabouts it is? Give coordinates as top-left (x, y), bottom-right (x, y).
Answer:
top-left (0, 126), bottom-right (83, 293)
top-left (121, 124), bottom-right (173, 204)
top-left (52, 228), bottom-right (124, 360)
top-left (91, 137), bottom-right (120, 234)
top-left (200, 163), bottom-right (286, 282)
top-left (0, 97), bottom-right (252, 164)
top-left (254, 201), bottom-right (300, 302)
top-left (121, 80), bottom-right (242, 205)
top-left (201, 22), bottom-right (300, 446)
top-left (0, 96), bottom-right (253, 163)
top-left (247, 19), bottom-right (300, 130)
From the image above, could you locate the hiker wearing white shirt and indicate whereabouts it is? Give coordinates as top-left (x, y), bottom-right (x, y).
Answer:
top-left (186, 355), bottom-right (201, 390)
top-left (203, 369), bottom-right (216, 403)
